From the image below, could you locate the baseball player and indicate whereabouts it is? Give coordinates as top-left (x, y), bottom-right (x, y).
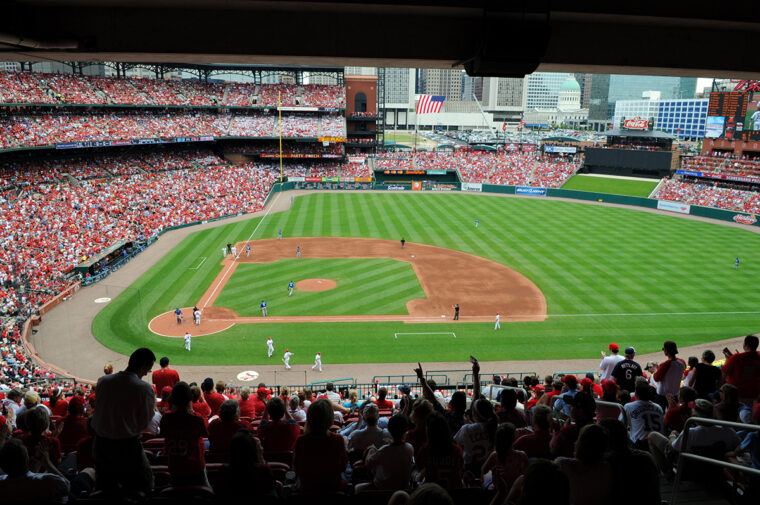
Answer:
top-left (278, 229), bottom-right (282, 240)
top-left (401, 237), bottom-right (406, 249)
top-left (296, 246), bottom-right (301, 258)
top-left (494, 312), bottom-right (500, 330)
top-left (312, 351), bottom-right (322, 372)
top-left (231, 245), bottom-right (237, 257)
top-left (288, 280), bottom-right (295, 297)
top-left (283, 349), bottom-right (293, 370)
top-left (227, 242), bottom-right (232, 254)
top-left (475, 218), bottom-right (479, 228)
top-left (174, 307), bottom-right (182, 325)
top-left (453, 304), bottom-right (460, 320)
top-left (246, 243), bottom-right (251, 257)
top-left (221, 247), bottom-right (226, 258)
top-left (260, 300), bottom-right (268, 316)
top-left (735, 257), bottom-right (740, 269)
top-left (267, 336), bottom-right (274, 358)
top-left (193, 308), bottom-right (201, 325)
top-left (184, 331), bottom-right (192, 351)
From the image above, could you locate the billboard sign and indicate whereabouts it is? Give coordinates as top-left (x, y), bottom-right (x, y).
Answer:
top-left (516, 186), bottom-right (547, 196)
top-left (733, 214), bottom-right (757, 225)
top-left (461, 182), bottom-right (482, 192)
top-left (657, 200), bottom-right (690, 214)
top-left (622, 117), bottom-right (649, 130)
top-left (544, 145), bottom-right (577, 154)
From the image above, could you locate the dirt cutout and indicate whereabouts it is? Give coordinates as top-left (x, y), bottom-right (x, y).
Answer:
top-left (296, 279), bottom-right (337, 291)
top-left (149, 238), bottom-right (547, 337)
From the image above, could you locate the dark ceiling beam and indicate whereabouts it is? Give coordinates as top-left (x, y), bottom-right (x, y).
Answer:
top-left (1, 1), bottom-right (759, 78)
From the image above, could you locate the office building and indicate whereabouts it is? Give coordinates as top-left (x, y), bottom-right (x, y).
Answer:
top-left (613, 97), bottom-right (709, 139)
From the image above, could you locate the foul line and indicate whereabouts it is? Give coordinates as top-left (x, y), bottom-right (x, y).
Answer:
top-left (506, 310), bottom-right (760, 318)
top-left (202, 192), bottom-right (281, 310)
top-left (188, 256), bottom-right (207, 270)
top-left (395, 332), bottom-right (456, 339)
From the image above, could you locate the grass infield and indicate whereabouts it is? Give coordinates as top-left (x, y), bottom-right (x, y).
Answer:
top-left (92, 192), bottom-right (760, 365)
top-left (562, 175), bottom-right (659, 197)
top-left (214, 258), bottom-right (425, 316)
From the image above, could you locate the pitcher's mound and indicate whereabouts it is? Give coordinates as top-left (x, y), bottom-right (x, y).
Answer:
top-left (296, 278), bottom-right (337, 291)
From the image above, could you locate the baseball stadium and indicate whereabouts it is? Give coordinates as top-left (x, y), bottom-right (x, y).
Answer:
top-left (1, 3), bottom-right (759, 504)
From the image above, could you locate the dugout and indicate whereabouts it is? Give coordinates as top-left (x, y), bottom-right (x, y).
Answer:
top-left (581, 129), bottom-right (675, 178)
top-left (74, 239), bottom-right (143, 277)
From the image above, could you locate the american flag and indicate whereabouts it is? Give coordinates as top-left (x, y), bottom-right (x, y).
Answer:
top-left (416, 95), bottom-right (445, 114)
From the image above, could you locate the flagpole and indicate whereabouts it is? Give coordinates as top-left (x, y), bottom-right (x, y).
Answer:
top-left (278, 90), bottom-right (283, 183)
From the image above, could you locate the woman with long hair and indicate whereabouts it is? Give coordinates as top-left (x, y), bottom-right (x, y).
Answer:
top-left (293, 398), bottom-right (348, 493)
top-left (416, 412), bottom-right (463, 489)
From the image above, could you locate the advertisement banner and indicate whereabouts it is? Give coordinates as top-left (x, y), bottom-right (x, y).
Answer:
top-left (544, 145), bottom-right (577, 154)
top-left (676, 170), bottom-right (703, 177)
top-left (733, 214), bottom-right (757, 225)
top-left (305, 177), bottom-right (322, 182)
top-left (412, 181), bottom-right (422, 191)
top-left (278, 106), bottom-right (319, 112)
top-left (288, 177), bottom-right (305, 182)
top-left (348, 156), bottom-right (366, 164)
top-left (318, 137), bottom-right (347, 143)
top-left (520, 144), bottom-right (536, 152)
top-left (426, 170), bottom-right (447, 175)
top-left (386, 184), bottom-right (408, 191)
top-left (516, 186), bottom-right (547, 196)
top-left (461, 182), bottom-right (482, 192)
top-left (505, 143), bottom-right (519, 151)
top-left (321, 177), bottom-right (339, 182)
top-left (355, 177), bottom-right (373, 183)
top-left (657, 200), bottom-right (691, 214)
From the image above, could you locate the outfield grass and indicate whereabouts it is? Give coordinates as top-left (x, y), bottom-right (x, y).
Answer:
top-left (562, 175), bottom-right (659, 197)
top-left (92, 193), bottom-right (760, 365)
top-left (214, 258), bottom-right (425, 316)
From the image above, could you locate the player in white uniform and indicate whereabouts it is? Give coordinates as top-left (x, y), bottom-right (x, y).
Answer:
top-left (312, 351), bottom-right (322, 372)
top-left (283, 349), bottom-right (294, 369)
top-left (494, 313), bottom-right (500, 330)
top-left (267, 337), bottom-right (274, 358)
top-left (231, 245), bottom-right (237, 257)
top-left (193, 309), bottom-right (201, 325)
top-left (184, 331), bottom-right (192, 351)
top-left (599, 343), bottom-right (624, 380)
top-left (221, 247), bottom-right (226, 258)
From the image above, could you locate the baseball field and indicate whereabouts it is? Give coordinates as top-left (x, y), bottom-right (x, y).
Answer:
top-left (92, 192), bottom-right (760, 366)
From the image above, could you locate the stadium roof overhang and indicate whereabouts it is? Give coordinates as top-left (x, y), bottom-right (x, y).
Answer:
top-left (601, 129), bottom-right (675, 139)
top-left (1, 1), bottom-right (759, 78)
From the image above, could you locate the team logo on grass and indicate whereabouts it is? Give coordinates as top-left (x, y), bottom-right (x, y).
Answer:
top-left (733, 214), bottom-right (757, 225)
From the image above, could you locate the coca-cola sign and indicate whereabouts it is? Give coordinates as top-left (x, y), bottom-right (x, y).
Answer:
top-left (733, 214), bottom-right (757, 225)
top-left (623, 117), bottom-right (649, 130)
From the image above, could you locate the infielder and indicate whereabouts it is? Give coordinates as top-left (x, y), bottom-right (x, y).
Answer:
top-left (735, 257), bottom-right (740, 269)
top-left (312, 351), bottom-right (322, 372)
top-left (246, 244), bottom-right (251, 257)
top-left (494, 312), bottom-right (500, 330)
top-left (296, 246), bottom-right (301, 258)
top-left (260, 300), bottom-right (268, 316)
top-left (184, 331), bottom-right (192, 351)
top-left (278, 229), bottom-right (282, 240)
top-left (174, 307), bottom-right (182, 325)
top-left (288, 280), bottom-right (295, 297)
top-left (231, 245), bottom-right (237, 257)
top-left (267, 336), bottom-right (274, 358)
top-left (194, 308), bottom-right (201, 325)
top-left (221, 247), bottom-right (226, 258)
top-left (283, 349), bottom-right (293, 369)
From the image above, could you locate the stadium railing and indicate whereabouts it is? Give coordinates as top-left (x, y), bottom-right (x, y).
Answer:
top-left (552, 371), bottom-right (597, 378)
top-left (594, 399), bottom-right (628, 425)
top-left (671, 417), bottom-right (760, 505)
top-left (463, 371), bottom-right (538, 382)
top-left (309, 377), bottom-right (355, 386)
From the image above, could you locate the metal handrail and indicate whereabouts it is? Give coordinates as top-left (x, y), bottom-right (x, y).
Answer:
top-left (671, 417), bottom-right (760, 505)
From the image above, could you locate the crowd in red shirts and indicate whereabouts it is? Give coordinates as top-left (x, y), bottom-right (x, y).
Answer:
top-left (0, 72), bottom-right (346, 108)
top-left (1, 344), bottom-right (757, 503)
top-left (653, 178), bottom-right (760, 214)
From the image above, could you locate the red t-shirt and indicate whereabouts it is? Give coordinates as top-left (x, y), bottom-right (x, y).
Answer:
top-left (205, 392), bottom-right (226, 417)
top-left (294, 433), bottom-right (348, 493)
top-left (192, 401), bottom-right (211, 421)
top-left (75, 436), bottom-right (94, 472)
top-left (208, 419), bottom-right (252, 456)
top-left (238, 398), bottom-right (259, 419)
top-left (57, 415), bottom-right (89, 453)
top-left (159, 411), bottom-right (208, 476)
top-left (514, 429), bottom-right (552, 459)
top-left (723, 351), bottom-right (760, 399)
top-left (374, 399), bottom-right (394, 410)
top-left (258, 420), bottom-right (301, 452)
top-left (250, 396), bottom-right (267, 417)
top-left (50, 399), bottom-right (69, 417)
top-left (152, 368), bottom-right (180, 393)
top-left (17, 433), bottom-right (62, 466)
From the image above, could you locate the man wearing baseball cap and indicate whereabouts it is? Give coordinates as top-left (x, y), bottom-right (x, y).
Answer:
top-left (653, 340), bottom-right (687, 397)
top-left (600, 343), bottom-right (623, 380)
top-left (611, 347), bottom-right (643, 393)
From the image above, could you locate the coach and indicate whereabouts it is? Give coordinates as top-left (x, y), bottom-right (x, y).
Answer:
top-left (91, 348), bottom-right (157, 495)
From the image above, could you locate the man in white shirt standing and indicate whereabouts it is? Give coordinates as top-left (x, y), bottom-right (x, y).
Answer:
top-left (267, 336), bottom-right (274, 358)
top-left (599, 342), bottom-right (624, 380)
top-left (91, 347), bottom-right (156, 494)
top-left (494, 312), bottom-right (500, 330)
top-left (283, 349), bottom-right (293, 369)
top-left (652, 340), bottom-right (687, 397)
top-left (184, 331), bottom-right (191, 352)
top-left (312, 351), bottom-right (322, 372)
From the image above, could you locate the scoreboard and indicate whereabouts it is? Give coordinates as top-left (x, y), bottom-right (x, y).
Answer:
top-left (706, 91), bottom-right (760, 141)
